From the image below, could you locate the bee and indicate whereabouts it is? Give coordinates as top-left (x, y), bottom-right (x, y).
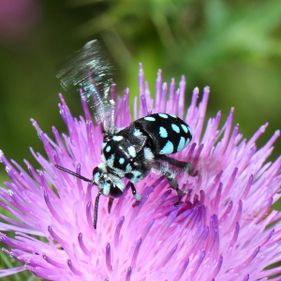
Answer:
top-left (56, 40), bottom-right (193, 228)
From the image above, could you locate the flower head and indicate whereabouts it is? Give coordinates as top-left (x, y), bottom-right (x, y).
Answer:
top-left (0, 65), bottom-right (281, 280)
top-left (0, 0), bottom-right (39, 40)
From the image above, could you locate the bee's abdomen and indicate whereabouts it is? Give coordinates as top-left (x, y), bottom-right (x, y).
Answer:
top-left (135, 113), bottom-right (192, 155)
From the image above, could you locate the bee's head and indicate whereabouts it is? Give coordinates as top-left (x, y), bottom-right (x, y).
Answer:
top-left (92, 165), bottom-right (125, 198)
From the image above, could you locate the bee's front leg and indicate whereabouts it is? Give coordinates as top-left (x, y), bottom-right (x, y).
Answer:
top-left (107, 197), bottom-right (114, 213)
top-left (127, 181), bottom-right (141, 201)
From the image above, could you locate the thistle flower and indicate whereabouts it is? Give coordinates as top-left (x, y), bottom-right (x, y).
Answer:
top-left (0, 65), bottom-right (281, 281)
top-left (0, 0), bottom-right (39, 40)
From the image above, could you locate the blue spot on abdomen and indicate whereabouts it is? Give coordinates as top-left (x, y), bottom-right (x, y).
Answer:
top-left (159, 126), bottom-right (168, 138)
top-left (159, 141), bottom-right (174, 154)
top-left (158, 113), bottom-right (169, 119)
top-left (171, 124), bottom-right (180, 133)
top-left (181, 124), bottom-right (189, 133)
top-left (177, 136), bottom-right (186, 152)
top-left (144, 116), bottom-right (156, 121)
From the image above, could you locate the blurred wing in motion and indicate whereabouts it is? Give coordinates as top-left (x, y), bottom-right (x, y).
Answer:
top-left (57, 40), bottom-right (115, 134)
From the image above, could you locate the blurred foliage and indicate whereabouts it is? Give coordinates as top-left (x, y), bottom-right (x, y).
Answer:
top-left (0, 0), bottom-right (280, 280)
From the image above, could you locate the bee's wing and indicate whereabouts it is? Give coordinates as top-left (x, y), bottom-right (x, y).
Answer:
top-left (57, 40), bottom-right (115, 134)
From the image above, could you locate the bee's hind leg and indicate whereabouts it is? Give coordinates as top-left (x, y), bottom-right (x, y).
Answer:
top-left (108, 197), bottom-right (114, 213)
top-left (157, 155), bottom-right (193, 175)
top-left (153, 162), bottom-right (184, 204)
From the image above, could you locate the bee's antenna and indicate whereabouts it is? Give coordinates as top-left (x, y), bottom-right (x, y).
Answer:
top-left (94, 191), bottom-right (102, 229)
top-left (55, 164), bottom-right (92, 183)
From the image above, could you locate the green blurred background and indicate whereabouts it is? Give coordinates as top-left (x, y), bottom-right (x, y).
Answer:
top-left (0, 0), bottom-right (280, 280)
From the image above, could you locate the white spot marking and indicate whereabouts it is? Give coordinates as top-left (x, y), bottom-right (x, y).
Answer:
top-left (144, 116), bottom-right (156, 121)
top-left (144, 147), bottom-right (154, 160)
top-left (126, 163), bottom-right (132, 173)
top-left (177, 137), bottom-right (186, 152)
top-left (112, 167), bottom-right (125, 178)
top-left (119, 157), bottom-right (125, 165)
top-left (101, 153), bottom-right (106, 162)
top-left (159, 126), bottom-right (168, 138)
top-left (105, 145), bottom-right (111, 152)
top-left (93, 172), bottom-right (101, 184)
top-left (133, 129), bottom-right (143, 136)
top-left (112, 135), bottom-right (123, 141)
top-left (160, 141), bottom-right (174, 154)
top-left (181, 124), bottom-right (188, 133)
top-left (128, 146), bottom-right (136, 158)
top-left (103, 183), bottom-right (110, 196)
top-left (98, 163), bottom-right (107, 172)
top-left (171, 124), bottom-right (180, 133)
top-left (106, 155), bottom-right (115, 167)
top-left (111, 175), bottom-right (126, 191)
top-left (158, 113), bottom-right (168, 119)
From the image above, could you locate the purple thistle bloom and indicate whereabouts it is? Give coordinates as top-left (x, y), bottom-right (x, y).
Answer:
top-left (0, 0), bottom-right (39, 40)
top-left (0, 65), bottom-right (281, 280)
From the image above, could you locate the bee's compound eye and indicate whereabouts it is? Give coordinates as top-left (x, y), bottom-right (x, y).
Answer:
top-left (109, 184), bottom-right (123, 198)
top-left (93, 167), bottom-right (100, 176)
top-left (103, 134), bottom-right (111, 142)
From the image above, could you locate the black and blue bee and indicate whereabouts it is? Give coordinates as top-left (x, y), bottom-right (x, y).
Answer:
top-left (56, 40), bottom-right (193, 228)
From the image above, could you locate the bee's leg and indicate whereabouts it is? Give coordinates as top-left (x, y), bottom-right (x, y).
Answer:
top-left (157, 155), bottom-right (193, 175)
top-left (127, 181), bottom-right (141, 201)
top-left (163, 169), bottom-right (184, 203)
top-left (153, 162), bottom-right (184, 203)
top-left (107, 197), bottom-right (114, 213)
top-left (94, 191), bottom-right (102, 229)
